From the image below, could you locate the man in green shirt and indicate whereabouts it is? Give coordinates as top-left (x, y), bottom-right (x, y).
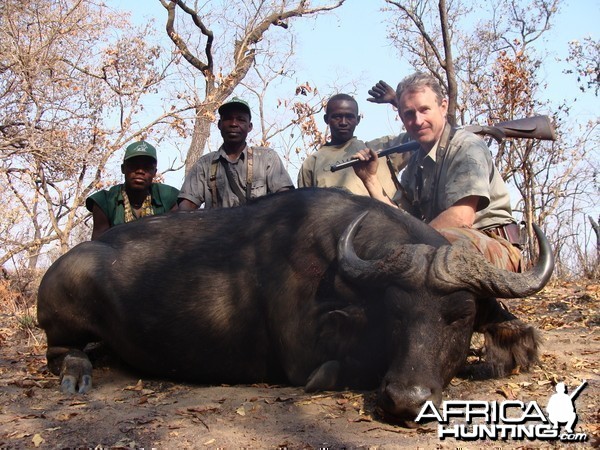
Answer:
top-left (86, 141), bottom-right (179, 240)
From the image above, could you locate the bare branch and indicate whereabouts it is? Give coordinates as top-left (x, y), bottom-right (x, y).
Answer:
top-left (160, 0), bottom-right (214, 77)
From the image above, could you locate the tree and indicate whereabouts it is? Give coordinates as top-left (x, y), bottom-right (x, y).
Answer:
top-left (384, 0), bottom-right (459, 125)
top-left (589, 215), bottom-right (599, 257)
top-left (159, 0), bottom-right (345, 173)
top-left (244, 74), bottom-right (328, 173)
top-left (478, 1), bottom-right (598, 275)
top-left (0, 0), bottom-right (192, 269)
top-left (565, 36), bottom-right (600, 96)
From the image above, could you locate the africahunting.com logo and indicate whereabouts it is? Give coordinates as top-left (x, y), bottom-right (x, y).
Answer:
top-left (415, 380), bottom-right (589, 442)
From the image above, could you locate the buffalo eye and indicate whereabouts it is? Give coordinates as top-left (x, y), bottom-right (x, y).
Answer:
top-left (442, 294), bottom-right (476, 326)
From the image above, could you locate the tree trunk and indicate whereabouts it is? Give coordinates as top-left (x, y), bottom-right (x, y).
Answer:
top-left (185, 108), bottom-right (214, 174)
top-left (589, 215), bottom-right (600, 256)
top-left (438, 0), bottom-right (457, 126)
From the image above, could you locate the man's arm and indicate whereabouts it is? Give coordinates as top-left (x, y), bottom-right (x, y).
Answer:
top-left (91, 204), bottom-right (111, 240)
top-left (177, 199), bottom-right (199, 211)
top-left (428, 196), bottom-right (478, 230)
top-left (177, 162), bottom-right (205, 210)
top-left (297, 153), bottom-right (316, 188)
top-left (266, 150), bottom-right (295, 192)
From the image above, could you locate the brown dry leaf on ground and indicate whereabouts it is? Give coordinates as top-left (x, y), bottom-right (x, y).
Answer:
top-left (0, 280), bottom-right (598, 448)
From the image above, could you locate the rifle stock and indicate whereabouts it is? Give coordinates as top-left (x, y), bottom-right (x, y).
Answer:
top-left (464, 115), bottom-right (556, 141)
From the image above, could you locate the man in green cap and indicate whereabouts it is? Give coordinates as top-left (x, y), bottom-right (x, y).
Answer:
top-left (86, 141), bottom-right (179, 240)
top-left (178, 97), bottom-right (294, 210)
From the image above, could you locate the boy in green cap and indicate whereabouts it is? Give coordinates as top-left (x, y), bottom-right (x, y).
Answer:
top-left (86, 141), bottom-right (179, 240)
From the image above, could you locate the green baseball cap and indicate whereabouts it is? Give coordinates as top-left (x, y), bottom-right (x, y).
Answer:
top-left (123, 141), bottom-right (157, 162)
top-left (218, 97), bottom-right (251, 119)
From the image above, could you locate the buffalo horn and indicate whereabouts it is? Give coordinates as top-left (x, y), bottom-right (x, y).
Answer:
top-left (338, 212), bottom-right (554, 298)
top-left (337, 212), bottom-right (438, 285)
top-left (428, 223), bottom-right (553, 298)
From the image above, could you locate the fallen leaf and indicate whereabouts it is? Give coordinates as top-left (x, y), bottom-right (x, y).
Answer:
top-left (497, 385), bottom-right (517, 399)
top-left (124, 380), bottom-right (144, 391)
top-left (186, 405), bottom-right (220, 414)
top-left (57, 412), bottom-right (77, 421)
top-left (32, 434), bottom-right (44, 447)
top-left (351, 416), bottom-right (372, 422)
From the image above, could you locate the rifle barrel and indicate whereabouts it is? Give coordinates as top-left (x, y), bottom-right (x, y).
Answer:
top-left (330, 141), bottom-right (420, 172)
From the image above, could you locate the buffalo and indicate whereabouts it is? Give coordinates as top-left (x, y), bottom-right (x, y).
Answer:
top-left (37, 187), bottom-right (553, 422)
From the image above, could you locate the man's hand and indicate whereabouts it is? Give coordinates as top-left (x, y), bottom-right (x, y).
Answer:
top-left (367, 80), bottom-right (397, 108)
top-left (351, 148), bottom-right (397, 208)
top-left (351, 148), bottom-right (379, 182)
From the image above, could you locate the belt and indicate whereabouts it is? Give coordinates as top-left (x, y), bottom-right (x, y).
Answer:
top-left (484, 223), bottom-right (523, 248)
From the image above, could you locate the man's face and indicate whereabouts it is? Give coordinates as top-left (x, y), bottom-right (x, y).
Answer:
top-left (218, 107), bottom-right (253, 146)
top-left (121, 156), bottom-right (157, 192)
top-left (325, 99), bottom-right (360, 145)
top-left (397, 87), bottom-right (448, 150)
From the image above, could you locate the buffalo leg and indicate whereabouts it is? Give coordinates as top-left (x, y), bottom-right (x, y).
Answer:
top-left (47, 346), bottom-right (93, 394)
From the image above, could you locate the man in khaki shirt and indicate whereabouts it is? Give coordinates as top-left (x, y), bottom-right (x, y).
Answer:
top-left (178, 97), bottom-right (294, 209)
top-left (352, 73), bottom-right (522, 272)
top-left (297, 94), bottom-right (399, 198)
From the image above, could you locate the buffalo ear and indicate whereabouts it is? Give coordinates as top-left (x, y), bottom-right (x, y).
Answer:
top-left (316, 305), bottom-right (368, 356)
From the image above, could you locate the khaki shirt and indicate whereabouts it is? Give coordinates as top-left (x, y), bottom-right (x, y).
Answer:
top-left (178, 145), bottom-right (294, 208)
top-left (298, 137), bottom-right (398, 198)
top-left (395, 128), bottom-right (514, 229)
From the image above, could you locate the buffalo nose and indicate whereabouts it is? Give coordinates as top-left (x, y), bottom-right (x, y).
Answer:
top-left (379, 381), bottom-right (441, 420)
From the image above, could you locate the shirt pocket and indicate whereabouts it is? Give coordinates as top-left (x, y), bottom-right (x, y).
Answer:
top-left (250, 181), bottom-right (267, 198)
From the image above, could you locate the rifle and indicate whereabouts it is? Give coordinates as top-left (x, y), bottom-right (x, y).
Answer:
top-left (330, 140), bottom-right (420, 172)
top-left (329, 115), bottom-right (556, 173)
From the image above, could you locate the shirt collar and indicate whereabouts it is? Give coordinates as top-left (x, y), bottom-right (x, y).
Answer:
top-left (324, 137), bottom-right (356, 149)
top-left (420, 123), bottom-right (451, 163)
top-left (218, 144), bottom-right (248, 163)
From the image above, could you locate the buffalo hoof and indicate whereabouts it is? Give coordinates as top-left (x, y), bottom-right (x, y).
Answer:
top-left (304, 360), bottom-right (340, 392)
top-left (59, 350), bottom-right (93, 394)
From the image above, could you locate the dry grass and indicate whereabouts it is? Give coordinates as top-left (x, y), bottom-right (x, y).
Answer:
top-left (0, 272), bottom-right (44, 349)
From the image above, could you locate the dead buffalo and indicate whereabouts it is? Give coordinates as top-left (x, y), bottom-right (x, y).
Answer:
top-left (37, 187), bottom-right (553, 422)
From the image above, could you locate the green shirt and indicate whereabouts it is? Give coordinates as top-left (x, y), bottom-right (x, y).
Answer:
top-left (86, 183), bottom-right (179, 227)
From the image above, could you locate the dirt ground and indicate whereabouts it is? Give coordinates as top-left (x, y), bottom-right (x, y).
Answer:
top-left (0, 281), bottom-right (598, 449)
